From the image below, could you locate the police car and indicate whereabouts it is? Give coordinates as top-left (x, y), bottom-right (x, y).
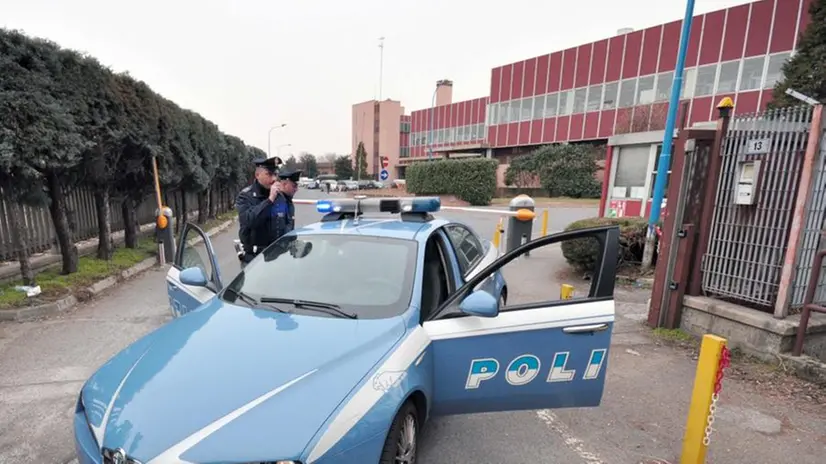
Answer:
top-left (73, 197), bottom-right (620, 464)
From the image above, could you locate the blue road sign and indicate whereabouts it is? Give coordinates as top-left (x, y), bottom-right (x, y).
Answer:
top-left (380, 169), bottom-right (389, 181)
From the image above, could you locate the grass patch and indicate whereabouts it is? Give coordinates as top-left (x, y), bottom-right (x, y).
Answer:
top-left (0, 238), bottom-right (157, 309)
top-left (652, 327), bottom-right (695, 344)
top-left (197, 210), bottom-right (238, 234)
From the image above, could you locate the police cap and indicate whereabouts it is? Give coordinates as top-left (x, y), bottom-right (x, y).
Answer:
top-left (253, 157), bottom-right (283, 174)
top-left (277, 167), bottom-right (303, 183)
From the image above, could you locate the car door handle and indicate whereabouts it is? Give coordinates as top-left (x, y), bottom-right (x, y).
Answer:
top-left (563, 323), bottom-right (609, 334)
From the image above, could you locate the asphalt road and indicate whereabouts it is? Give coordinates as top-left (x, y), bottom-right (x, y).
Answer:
top-left (0, 189), bottom-right (604, 464)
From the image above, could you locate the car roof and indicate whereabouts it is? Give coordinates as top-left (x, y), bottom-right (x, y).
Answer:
top-left (293, 215), bottom-right (454, 243)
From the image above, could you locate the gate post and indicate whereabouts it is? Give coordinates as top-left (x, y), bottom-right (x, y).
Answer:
top-left (688, 98), bottom-right (734, 296)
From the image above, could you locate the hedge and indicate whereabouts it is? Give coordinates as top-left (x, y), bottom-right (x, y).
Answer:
top-left (560, 216), bottom-right (659, 271)
top-left (406, 158), bottom-right (497, 206)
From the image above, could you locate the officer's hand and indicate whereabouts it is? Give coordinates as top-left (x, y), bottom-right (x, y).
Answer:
top-left (269, 182), bottom-right (280, 202)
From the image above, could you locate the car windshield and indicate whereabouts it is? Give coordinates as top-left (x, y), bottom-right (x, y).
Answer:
top-left (220, 234), bottom-right (418, 319)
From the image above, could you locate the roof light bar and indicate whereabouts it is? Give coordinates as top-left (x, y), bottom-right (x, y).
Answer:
top-left (315, 197), bottom-right (441, 215)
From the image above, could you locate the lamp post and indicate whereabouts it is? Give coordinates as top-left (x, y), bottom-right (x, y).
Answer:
top-left (428, 86), bottom-right (438, 160)
top-left (267, 123), bottom-right (287, 158)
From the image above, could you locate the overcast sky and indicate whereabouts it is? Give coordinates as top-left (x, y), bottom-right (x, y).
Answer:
top-left (1, 0), bottom-right (752, 157)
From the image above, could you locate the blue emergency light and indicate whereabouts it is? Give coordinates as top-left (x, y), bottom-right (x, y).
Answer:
top-left (315, 197), bottom-right (441, 217)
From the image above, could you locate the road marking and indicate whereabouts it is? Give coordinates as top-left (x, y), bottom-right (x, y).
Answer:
top-left (536, 409), bottom-right (606, 464)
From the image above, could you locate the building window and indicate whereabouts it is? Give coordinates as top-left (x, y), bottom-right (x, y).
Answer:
top-left (649, 144), bottom-right (675, 199)
top-left (655, 72), bottom-right (673, 102)
top-left (716, 61), bottom-right (739, 94)
top-left (520, 98), bottom-right (533, 121)
top-left (637, 76), bottom-right (656, 104)
top-left (618, 79), bottom-right (637, 108)
top-left (572, 88), bottom-right (588, 114)
top-left (765, 52), bottom-right (791, 89)
top-left (559, 90), bottom-right (575, 115)
top-left (497, 102), bottom-right (509, 124)
top-left (603, 82), bottom-right (618, 109)
top-left (693, 64), bottom-right (717, 97)
top-left (586, 84), bottom-right (603, 111)
top-left (613, 146), bottom-right (649, 199)
top-left (532, 95), bottom-right (545, 120)
top-left (487, 104), bottom-right (497, 126)
top-left (544, 93), bottom-right (559, 117)
top-left (739, 56), bottom-right (765, 91)
top-left (682, 68), bottom-right (697, 99)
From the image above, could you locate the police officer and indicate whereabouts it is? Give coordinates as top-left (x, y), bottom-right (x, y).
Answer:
top-left (235, 157), bottom-right (302, 267)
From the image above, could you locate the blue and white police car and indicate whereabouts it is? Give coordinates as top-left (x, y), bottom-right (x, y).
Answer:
top-left (73, 196), bottom-right (620, 464)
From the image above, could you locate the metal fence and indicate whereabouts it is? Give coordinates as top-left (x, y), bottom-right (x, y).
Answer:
top-left (0, 187), bottom-right (235, 262)
top-left (701, 106), bottom-right (815, 311)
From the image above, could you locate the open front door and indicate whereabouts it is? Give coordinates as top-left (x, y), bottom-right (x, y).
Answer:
top-left (165, 223), bottom-right (224, 318)
top-left (423, 225), bottom-right (620, 416)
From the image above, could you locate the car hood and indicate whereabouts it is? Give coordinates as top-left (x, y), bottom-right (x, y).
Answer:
top-left (82, 298), bottom-right (407, 462)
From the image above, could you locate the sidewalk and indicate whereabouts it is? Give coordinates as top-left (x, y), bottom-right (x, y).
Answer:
top-left (535, 255), bottom-right (826, 463)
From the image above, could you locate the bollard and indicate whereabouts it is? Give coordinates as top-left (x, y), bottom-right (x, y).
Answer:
top-left (155, 206), bottom-right (175, 265)
top-left (541, 209), bottom-right (549, 236)
top-left (506, 195), bottom-right (536, 255)
top-left (680, 334), bottom-right (730, 464)
top-left (560, 284), bottom-right (574, 300)
top-left (492, 217), bottom-right (505, 251)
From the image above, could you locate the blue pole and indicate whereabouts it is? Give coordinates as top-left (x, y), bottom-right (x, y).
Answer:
top-left (428, 87), bottom-right (437, 160)
top-left (648, 0), bottom-right (696, 228)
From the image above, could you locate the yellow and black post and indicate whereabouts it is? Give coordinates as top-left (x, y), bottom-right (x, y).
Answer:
top-left (506, 195), bottom-right (537, 255)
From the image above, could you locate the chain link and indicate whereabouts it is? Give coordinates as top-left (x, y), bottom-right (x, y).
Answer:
top-left (703, 345), bottom-right (731, 446)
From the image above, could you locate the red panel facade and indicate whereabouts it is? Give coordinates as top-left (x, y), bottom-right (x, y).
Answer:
top-left (495, 125), bottom-right (505, 147)
top-left (590, 40), bottom-right (608, 85)
top-left (501, 64), bottom-right (513, 102)
top-left (598, 110), bottom-right (616, 138)
top-left (759, 89), bottom-right (774, 108)
top-left (490, 67), bottom-right (502, 103)
top-left (689, 97), bottom-right (713, 125)
top-left (800, 0), bottom-right (813, 32)
top-left (614, 108), bottom-right (633, 134)
top-left (605, 36), bottom-right (625, 81)
top-left (639, 26), bottom-right (662, 75)
top-left (555, 115), bottom-right (570, 141)
top-left (569, 113), bottom-right (585, 140)
top-left (529, 120), bottom-right (543, 144)
top-left (698, 10), bottom-right (725, 65)
top-left (560, 48), bottom-right (577, 90)
top-left (658, 20), bottom-right (681, 72)
top-left (548, 52), bottom-right (563, 92)
top-left (523, 57), bottom-right (538, 98)
top-left (478, 98), bottom-right (488, 124)
top-left (542, 118), bottom-right (556, 143)
top-left (771, 0), bottom-right (802, 53)
top-left (621, 30), bottom-right (643, 79)
top-left (506, 122), bottom-right (519, 146)
top-left (584, 113), bottom-right (600, 139)
top-left (735, 91), bottom-right (760, 114)
top-left (575, 44), bottom-right (592, 88)
top-left (535, 55), bottom-right (550, 94)
top-left (458, 101), bottom-right (466, 127)
top-left (518, 121), bottom-right (530, 145)
top-left (511, 61), bottom-right (525, 99)
top-left (721, 4), bottom-right (749, 61)
top-left (745, 0), bottom-right (772, 56)
top-left (685, 14), bottom-right (704, 67)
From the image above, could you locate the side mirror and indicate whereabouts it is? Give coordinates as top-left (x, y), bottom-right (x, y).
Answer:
top-left (180, 267), bottom-right (209, 287)
top-left (459, 290), bottom-right (499, 318)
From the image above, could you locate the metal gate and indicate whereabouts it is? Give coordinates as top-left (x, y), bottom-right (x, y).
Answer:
top-left (701, 106), bottom-right (815, 311)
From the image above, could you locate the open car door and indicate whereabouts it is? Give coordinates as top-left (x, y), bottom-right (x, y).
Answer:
top-left (423, 225), bottom-right (620, 415)
top-left (165, 222), bottom-right (224, 318)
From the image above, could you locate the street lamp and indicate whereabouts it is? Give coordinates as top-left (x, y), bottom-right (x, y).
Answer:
top-left (277, 143), bottom-right (291, 158)
top-left (267, 123), bottom-right (287, 158)
top-left (428, 87), bottom-right (437, 160)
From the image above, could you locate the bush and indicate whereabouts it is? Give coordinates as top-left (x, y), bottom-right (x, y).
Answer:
top-left (406, 158), bottom-right (497, 206)
top-left (505, 144), bottom-right (602, 198)
top-left (561, 216), bottom-right (658, 272)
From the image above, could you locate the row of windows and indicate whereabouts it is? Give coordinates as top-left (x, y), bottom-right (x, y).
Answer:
top-left (400, 146), bottom-right (410, 158)
top-left (409, 123), bottom-right (486, 146)
top-left (487, 52), bottom-right (791, 126)
top-left (400, 121), bottom-right (411, 133)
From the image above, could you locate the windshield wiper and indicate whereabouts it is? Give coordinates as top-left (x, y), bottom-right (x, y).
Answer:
top-left (224, 287), bottom-right (288, 313)
top-left (260, 297), bottom-right (358, 319)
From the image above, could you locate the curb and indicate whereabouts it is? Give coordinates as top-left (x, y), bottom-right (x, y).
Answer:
top-left (0, 218), bottom-right (237, 323)
top-left (616, 274), bottom-right (655, 288)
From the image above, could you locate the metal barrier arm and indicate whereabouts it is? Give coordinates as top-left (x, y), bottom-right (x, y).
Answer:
top-left (793, 249), bottom-right (826, 356)
top-left (292, 198), bottom-right (524, 216)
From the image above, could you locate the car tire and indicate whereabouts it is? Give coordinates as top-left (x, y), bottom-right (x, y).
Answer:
top-left (379, 401), bottom-right (418, 464)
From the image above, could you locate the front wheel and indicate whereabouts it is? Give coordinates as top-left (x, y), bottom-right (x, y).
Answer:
top-left (379, 401), bottom-right (418, 464)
